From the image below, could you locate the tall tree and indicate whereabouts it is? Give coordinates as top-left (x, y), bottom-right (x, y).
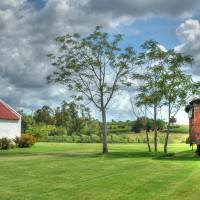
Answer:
top-left (161, 49), bottom-right (194, 153)
top-left (130, 89), bottom-right (151, 152)
top-left (47, 26), bottom-right (136, 153)
top-left (54, 101), bottom-right (70, 128)
top-left (133, 40), bottom-right (165, 152)
top-left (34, 105), bottom-right (53, 125)
top-left (17, 110), bottom-right (35, 133)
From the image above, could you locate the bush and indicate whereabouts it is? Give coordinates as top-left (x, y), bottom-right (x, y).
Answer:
top-left (72, 135), bottom-right (81, 143)
top-left (107, 135), bottom-right (112, 143)
top-left (49, 127), bottom-right (67, 136)
top-left (65, 136), bottom-right (73, 143)
top-left (91, 134), bottom-right (101, 143)
top-left (131, 119), bottom-right (143, 133)
top-left (142, 137), bottom-right (147, 143)
top-left (52, 136), bottom-right (64, 142)
top-left (111, 134), bottom-right (121, 143)
top-left (129, 138), bottom-right (136, 143)
top-left (0, 137), bottom-right (12, 149)
top-left (14, 134), bottom-right (37, 148)
top-left (81, 135), bottom-right (91, 143)
top-left (186, 136), bottom-right (190, 144)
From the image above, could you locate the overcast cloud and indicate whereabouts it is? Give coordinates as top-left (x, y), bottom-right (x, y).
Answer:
top-left (0, 0), bottom-right (200, 122)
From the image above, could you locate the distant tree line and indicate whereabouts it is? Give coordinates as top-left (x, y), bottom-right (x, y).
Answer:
top-left (131, 117), bottom-right (166, 133)
top-left (18, 101), bottom-right (101, 138)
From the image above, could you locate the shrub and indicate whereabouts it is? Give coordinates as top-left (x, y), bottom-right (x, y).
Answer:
top-left (49, 126), bottom-right (67, 136)
top-left (91, 134), bottom-right (101, 143)
top-left (65, 136), bottom-right (73, 143)
top-left (131, 119), bottom-right (143, 133)
top-left (186, 136), bottom-right (190, 144)
top-left (14, 134), bottom-right (37, 148)
top-left (111, 134), bottom-right (121, 143)
top-left (72, 135), bottom-right (81, 143)
top-left (0, 137), bottom-right (12, 149)
top-left (107, 135), bottom-right (112, 143)
top-left (81, 135), bottom-right (91, 143)
top-left (142, 137), bottom-right (147, 143)
top-left (129, 138), bottom-right (136, 143)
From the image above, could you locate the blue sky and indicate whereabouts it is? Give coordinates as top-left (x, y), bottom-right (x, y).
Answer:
top-left (0, 0), bottom-right (200, 124)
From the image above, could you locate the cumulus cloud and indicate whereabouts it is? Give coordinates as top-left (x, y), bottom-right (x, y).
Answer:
top-left (0, 0), bottom-right (200, 121)
top-left (84, 0), bottom-right (200, 21)
top-left (175, 19), bottom-right (200, 75)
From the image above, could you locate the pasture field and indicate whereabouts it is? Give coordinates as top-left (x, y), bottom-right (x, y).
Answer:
top-left (1, 142), bottom-right (200, 200)
top-left (121, 131), bottom-right (188, 144)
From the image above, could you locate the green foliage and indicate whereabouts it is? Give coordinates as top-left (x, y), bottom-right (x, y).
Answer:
top-left (156, 119), bottom-right (166, 131)
top-left (129, 138), bottom-right (136, 143)
top-left (47, 26), bottom-right (135, 105)
top-left (72, 135), bottom-right (81, 143)
top-left (131, 118), bottom-right (144, 133)
top-left (34, 105), bottom-right (54, 125)
top-left (158, 135), bottom-right (174, 144)
top-left (107, 127), bottom-right (132, 133)
top-left (39, 134), bottom-right (134, 144)
top-left (131, 117), bottom-right (165, 133)
top-left (18, 110), bottom-right (35, 133)
top-left (160, 126), bottom-right (189, 133)
top-left (0, 137), bottom-right (12, 149)
top-left (170, 116), bottom-right (177, 125)
top-left (86, 121), bottom-right (101, 136)
top-left (47, 26), bottom-right (137, 153)
top-left (14, 134), bottom-right (37, 148)
top-left (26, 124), bottom-right (67, 138)
top-left (91, 134), bottom-right (101, 143)
top-left (48, 126), bottom-right (67, 136)
top-left (81, 135), bottom-right (91, 143)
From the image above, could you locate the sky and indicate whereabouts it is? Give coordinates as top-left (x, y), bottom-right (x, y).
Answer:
top-left (1, 0), bottom-right (200, 124)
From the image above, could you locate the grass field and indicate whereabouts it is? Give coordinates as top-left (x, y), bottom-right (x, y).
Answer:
top-left (1, 142), bottom-right (200, 200)
top-left (122, 131), bottom-right (188, 144)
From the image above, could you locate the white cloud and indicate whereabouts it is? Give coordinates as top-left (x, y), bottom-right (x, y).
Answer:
top-left (176, 109), bottom-right (189, 125)
top-left (175, 19), bottom-right (200, 75)
top-left (176, 19), bottom-right (200, 42)
top-left (158, 45), bottom-right (167, 52)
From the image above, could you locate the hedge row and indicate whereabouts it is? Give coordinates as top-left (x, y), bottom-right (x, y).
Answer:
top-left (39, 134), bottom-right (155, 143)
top-left (39, 134), bottom-right (177, 144)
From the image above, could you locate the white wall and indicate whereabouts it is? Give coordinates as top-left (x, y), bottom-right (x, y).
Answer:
top-left (0, 119), bottom-right (21, 139)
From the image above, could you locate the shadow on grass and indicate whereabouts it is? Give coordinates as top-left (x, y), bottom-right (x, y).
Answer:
top-left (153, 150), bottom-right (200, 161)
top-left (0, 149), bottom-right (199, 161)
top-left (95, 150), bottom-right (200, 161)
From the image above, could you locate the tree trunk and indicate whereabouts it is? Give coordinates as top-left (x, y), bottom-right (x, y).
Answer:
top-left (196, 145), bottom-right (200, 156)
top-left (102, 108), bottom-right (108, 153)
top-left (164, 102), bottom-right (170, 153)
top-left (145, 105), bottom-right (151, 152)
top-left (154, 103), bottom-right (157, 152)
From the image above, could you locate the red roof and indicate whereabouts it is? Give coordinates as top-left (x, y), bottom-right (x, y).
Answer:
top-left (0, 100), bottom-right (20, 120)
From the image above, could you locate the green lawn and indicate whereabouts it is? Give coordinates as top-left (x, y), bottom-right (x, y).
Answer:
top-left (0, 143), bottom-right (200, 200)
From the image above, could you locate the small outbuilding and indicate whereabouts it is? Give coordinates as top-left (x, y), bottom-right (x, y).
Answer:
top-left (185, 98), bottom-right (200, 155)
top-left (0, 99), bottom-right (21, 139)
